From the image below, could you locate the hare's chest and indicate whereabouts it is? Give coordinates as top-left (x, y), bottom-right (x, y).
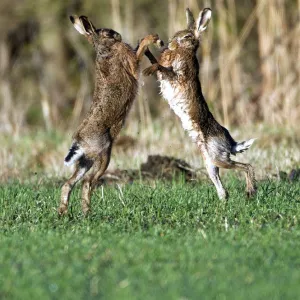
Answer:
top-left (159, 77), bottom-right (179, 102)
top-left (159, 79), bottom-right (198, 140)
top-left (158, 57), bottom-right (186, 103)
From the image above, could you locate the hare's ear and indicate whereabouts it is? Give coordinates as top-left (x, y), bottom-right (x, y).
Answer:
top-left (195, 8), bottom-right (212, 37)
top-left (70, 15), bottom-right (96, 42)
top-left (186, 8), bottom-right (195, 30)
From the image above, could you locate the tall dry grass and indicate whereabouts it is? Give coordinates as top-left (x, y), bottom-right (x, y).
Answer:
top-left (258, 0), bottom-right (300, 125)
top-left (0, 0), bottom-right (299, 182)
top-left (0, 0), bottom-right (299, 134)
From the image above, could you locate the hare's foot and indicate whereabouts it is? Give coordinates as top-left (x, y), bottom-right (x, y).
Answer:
top-left (141, 33), bottom-right (159, 44)
top-left (82, 201), bottom-right (91, 216)
top-left (246, 186), bottom-right (257, 198)
top-left (218, 189), bottom-right (229, 201)
top-left (140, 34), bottom-right (163, 48)
top-left (57, 203), bottom-right (68, 216)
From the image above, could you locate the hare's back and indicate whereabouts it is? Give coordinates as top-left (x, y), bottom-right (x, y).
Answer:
top-left (115, 42), bottom-right (139, 79)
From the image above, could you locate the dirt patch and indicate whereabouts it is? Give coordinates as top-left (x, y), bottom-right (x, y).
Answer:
top-left (277, 169), bottom-right (300, 182)
top-left (101, 155), bottom-right (197, 185)
top-left (141, 155), bottom-right (196, 180)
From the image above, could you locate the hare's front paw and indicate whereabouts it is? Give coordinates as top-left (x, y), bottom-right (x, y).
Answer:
top-left (143, 33), bottom-right (158, 43)
top-left (151, 34), bottom-right (164, 47)
top-left (143, 64), bottom-right (159, 76)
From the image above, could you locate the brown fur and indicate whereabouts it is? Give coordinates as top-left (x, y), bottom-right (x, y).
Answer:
top-left (143, 8), bottom-right (257, 199)
top-left (58, 15), bottom-right (162, 215)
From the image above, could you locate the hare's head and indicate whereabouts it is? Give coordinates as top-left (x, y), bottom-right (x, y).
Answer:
top-left (168, 8), bottom-right (211, 51)
top-left (70, 15), bottom-right (122, 49)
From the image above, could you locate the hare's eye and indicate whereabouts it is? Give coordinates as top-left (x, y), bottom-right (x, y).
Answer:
top-left (183, 34), bottom-right (192, 39)
top-left (114, 33), bottom-right (122, 41)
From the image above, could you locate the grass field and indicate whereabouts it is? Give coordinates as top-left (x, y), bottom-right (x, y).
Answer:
top-left (1, 178), bottom-right (300, 299)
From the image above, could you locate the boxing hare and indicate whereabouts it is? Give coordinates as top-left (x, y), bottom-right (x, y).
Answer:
top-left (59, 15), bottom-right (162, 215)
top-left (143, 8), bottom-right (256, 199)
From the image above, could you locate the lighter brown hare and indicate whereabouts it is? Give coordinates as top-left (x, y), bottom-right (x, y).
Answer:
top-left (143, 8), bottom-right (257, 199)
top-left (58, 15), bottom-right (162, 215)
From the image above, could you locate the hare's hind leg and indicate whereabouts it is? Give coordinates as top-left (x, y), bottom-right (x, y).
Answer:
top-left (215, 159), bottom-right (257, 198)
top-left (232, 161), bottom-right (257, 197)
top-left (81, 146), bottom-right (112, 215)
top-left (201, 147), bottom-right (228, 199)
top-left (59, 157), bottom-right (93, 215)
top-left (201, 149), bottom-right (228, 200)
top-left (205, 160), bottom-right (228, 200)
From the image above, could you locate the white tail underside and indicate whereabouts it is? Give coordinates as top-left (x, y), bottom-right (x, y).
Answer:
top-left (232, 138), bottom-right (256, 154)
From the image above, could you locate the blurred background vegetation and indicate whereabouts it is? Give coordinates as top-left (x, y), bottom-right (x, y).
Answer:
top-left (0, 0), bottom-right (299, 181)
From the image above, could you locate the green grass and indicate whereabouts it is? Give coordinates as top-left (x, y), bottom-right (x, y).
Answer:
top-left (1, 179), bottom-right (300, 300)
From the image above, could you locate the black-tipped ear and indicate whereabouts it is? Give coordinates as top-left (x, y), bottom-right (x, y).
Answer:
top-left (186, 8), bottom-right (195, 30)
top-left (69, 15), bottom-right (75, 24)
top-left (70, 15), bottom-right (96, 44)
top-left (70, 15), bottom-right (88, 35)
top-left (79, 16), bottom-right (96, 34)
top-left (196, 8), bottom-right (212, 33)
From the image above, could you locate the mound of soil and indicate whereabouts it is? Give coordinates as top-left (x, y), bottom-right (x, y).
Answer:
top-left (275, 168), bottom-right (300, 182)
top-left (141, 155), bottom-right (196, 181)
top-left (101, 155), bottom-right (197, 184)
top-left (289, 169), bottom-right (300, 181)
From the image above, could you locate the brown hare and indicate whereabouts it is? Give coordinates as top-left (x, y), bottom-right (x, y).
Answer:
top-left (143, 8), bottom-right (256, 199)
top-left (58, 15), bottom-right (162, 215)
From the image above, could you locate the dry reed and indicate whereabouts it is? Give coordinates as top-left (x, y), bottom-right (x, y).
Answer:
top-left (0, 0), bottom-right (299, 182)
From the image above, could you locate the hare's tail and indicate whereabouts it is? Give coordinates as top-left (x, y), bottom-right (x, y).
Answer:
top-left (64, 143), bottom-right (84, 166)
top-left (231, 138), bottom-right (256, 155)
